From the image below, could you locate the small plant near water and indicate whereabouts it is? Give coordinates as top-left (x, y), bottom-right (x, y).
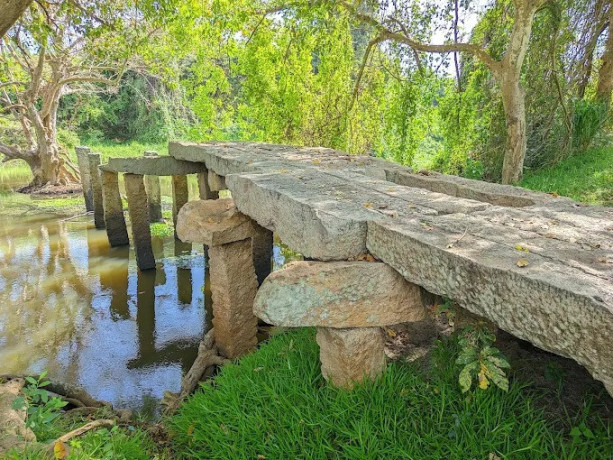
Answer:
top-left (12, 372), bottom-right (68, 434)
top-left (456, 324), bottom-right (510, 393)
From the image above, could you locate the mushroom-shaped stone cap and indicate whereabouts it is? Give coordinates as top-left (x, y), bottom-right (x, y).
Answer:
top-left (176, 198), bottom-right (254, 246)
top-left (254, 261), bottom-right (426, 328)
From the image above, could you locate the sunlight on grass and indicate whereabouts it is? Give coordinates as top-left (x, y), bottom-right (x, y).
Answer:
top-left (521, 146), bottom-right (613, 206)
top-left (170, 329), bottom-right (612, 459)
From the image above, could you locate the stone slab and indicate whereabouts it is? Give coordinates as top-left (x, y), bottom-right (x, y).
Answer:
top-left (172, 175), bottom-right (189, 239)
top-left (75, 146), bottom-right (93, 212)
top-left (366, 217), bottom-right (613, 395)
top-left (254, 261), bottom-right (425, 327)
top-left (176, 199), bottom-right (254, 247)
top-left (100, 156), bottom-right (207, 176)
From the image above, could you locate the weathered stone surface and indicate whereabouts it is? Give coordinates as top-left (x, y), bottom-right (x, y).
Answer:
top-left (100, 155), bottom-right (207, 176)
top-left (170, 140), bottom-right (613, 396)
top-left (172, 175), bottom-right (189, 239)
top-left (366, 218), bottom-right (613, 395)
top-left (208, 169), bottom-right (227, 191)
top-left (177, 199), bottom-right (254, 247)
top-left (88, 153), bottom-right (105, 229)
top-left (76, 146), bottom-right (93, 211)
top-left (252, 222), bottom-right (273, 285)
top-left (124, 174), bottom-right (156, 270)
top-left (254, 261), bottom-right (425, 327)
top-left (101, 170), bottom-right (129, 247)
top-left (316, 327), bottom-right (386, 388)
top-left (209, 238), bottom-right (259, 358)
top-left (142, 151), bottom-right (163, 222)
top-left (197, 170), bottom-right (219, 200)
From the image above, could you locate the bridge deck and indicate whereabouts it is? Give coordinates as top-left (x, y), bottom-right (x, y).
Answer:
top-left (169, 141), bottom-right (613, 394)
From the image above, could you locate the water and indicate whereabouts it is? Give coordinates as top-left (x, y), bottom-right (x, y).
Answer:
top-left (0, 205), bottom-right (302, 414)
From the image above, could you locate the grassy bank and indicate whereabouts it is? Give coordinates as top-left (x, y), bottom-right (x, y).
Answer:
top-left (520, 146), bottom-right (613, 206)
top-left (169, 329), bottom-right (612, 459)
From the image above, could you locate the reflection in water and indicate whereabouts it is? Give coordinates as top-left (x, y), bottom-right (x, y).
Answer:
top-left (0, 213), bottom-right (206, 412)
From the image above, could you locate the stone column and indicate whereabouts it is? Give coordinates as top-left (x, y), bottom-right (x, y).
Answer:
top-left (197, 170), bottom-right (219, 200)
top-left (101, 170), bottom-right (129, 247)
top-left (316, 327), bottom-right (386, 389)
top-left (172, 175), bottom-right (189, 239)
top-left (143, 151), bottom-right (163, 223)
top-left (76, 146), bottom-right (93, 212)
top-left (253, 261), bottom-right (428, 389)
top-left (251, 222), bottom-right (273, 285)
top-left (88, 153), bottom-right (105, 229)
top-left (124, 173), bottom-right (156, 271)
top-left (176, 199), bottom-right (259, 359)
top-left (207, 170), bottom-right (226, 192)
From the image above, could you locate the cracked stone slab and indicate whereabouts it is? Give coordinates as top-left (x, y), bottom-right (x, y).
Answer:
top-left (254, 261), bottom-right (425, 327)
top-left (366, 217), bottom-right (613, 395)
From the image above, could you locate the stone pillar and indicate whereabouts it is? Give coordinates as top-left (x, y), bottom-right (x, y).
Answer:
top-left (101, 170), bottom-right (129, 247)
top-left (207, 170), bottom-right (226, 192)
top-left (76, 146), bottom-right (93, 212)
top-left (88, 153), bottom-right (105, 229)
top-left (176, 199), bottom-right (259, 359)
top-left (251, 222), bottom-right (273, 285)
top-left (197, 170), bottom-right (219, 200)
top-left (143, 151), bottom-right (163, 223)
top-left (124, 173), bottom-right (156, 271)
top-left (253, 260), bottom-right (428, 389)
top-left (172, 175), bottom-right (189, 239)
top-left (316, 327), bottom-right (386, 389)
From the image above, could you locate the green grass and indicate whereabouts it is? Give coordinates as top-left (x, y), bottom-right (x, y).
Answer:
top-left (4, 407), bottom-right (163, 460)
top-left (521, 146), bottom-right (613, 206)
top-left (169, 329), bottom-right (612, 460)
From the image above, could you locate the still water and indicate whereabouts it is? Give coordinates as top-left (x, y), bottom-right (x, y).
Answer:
top-left (0, 207), bottom-right (296, 414)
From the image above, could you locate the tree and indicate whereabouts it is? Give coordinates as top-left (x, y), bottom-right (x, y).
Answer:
top-left (0, 0), bottom-right (32, 38)
top-left (0, 1), bottom-right (150, 190)
top-left (342, 0), bottom-right (550, 184)
top-left (596, 0), bottom-right (613, 106)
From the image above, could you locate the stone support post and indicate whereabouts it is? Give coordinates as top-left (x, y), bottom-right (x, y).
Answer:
top-left (197, 170), bottom-right (219, 200)
top-left (251, 222), bottom-right (273, 285)
top-left (76, 146), bottom-right (93, 212)
top-left (207, 170), bottom-right (226, 192)
top-left (143, 151), bottom-right (163, 223)
top-left (172, 175), bottom-right (189, 239)
top-left (101, 170), bottom-right (129, 247)
top-left (316, 327), bottom-right (386, 389)
top-left (176, 199), bottom-right (259, 359)
top-left (88, 153), bottom-right (105, 229)
top-left (124, 173), bottom-right (156, 271)
top-left (254, 260), bottom-right (427, 389)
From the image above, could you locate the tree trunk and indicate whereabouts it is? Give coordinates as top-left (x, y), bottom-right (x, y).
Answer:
top-left (0, 0), bottom-right (32, 37)
top-left (596, 9), bottom-right (613, 107)
top-left (500, 76), bottom-right (527, 184)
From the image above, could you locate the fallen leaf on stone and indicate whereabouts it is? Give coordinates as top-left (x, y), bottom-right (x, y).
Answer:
top-left (363, 202), bottom-right (373, 208)
top-left (312, 159), bottom-right (321, 165)
top-left (516, 259), bottom-right (530, 268)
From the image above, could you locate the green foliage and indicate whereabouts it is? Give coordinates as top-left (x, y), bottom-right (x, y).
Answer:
top-left (572, 100), bottom-right (610, 151)
top-left (456, 326), bottom-right (510, 393)
top-left (11, 372), bottom-right (68, 439)
top-left (170, 329), bottom-right (613, 459)
top-left (150, 222), bottom-right (174, 238)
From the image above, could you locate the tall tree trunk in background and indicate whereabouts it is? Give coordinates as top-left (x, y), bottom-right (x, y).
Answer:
top-left (596, 6), bottom-right (613, 107)
top-left (500, 77), bottom-right (527, 184)
top-left (0, 0), bottom-right (32, 37)
top-left (499, 0), bottom-right (539, 184)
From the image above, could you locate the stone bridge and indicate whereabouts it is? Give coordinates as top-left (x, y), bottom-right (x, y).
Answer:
top-left (78, 142), bottom-right (613, 395)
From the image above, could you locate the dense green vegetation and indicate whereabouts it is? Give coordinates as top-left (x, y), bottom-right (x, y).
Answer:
top-left (170, 329), bottom-right (612, 459)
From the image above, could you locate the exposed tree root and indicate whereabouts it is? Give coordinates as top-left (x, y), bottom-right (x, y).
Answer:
top-left (162, 328), bottom-right (230, 415)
